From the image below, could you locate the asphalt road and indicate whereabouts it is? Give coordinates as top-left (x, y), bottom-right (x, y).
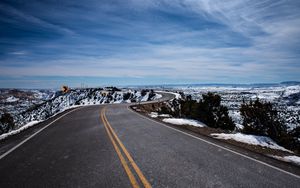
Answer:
top-left (0, 95), bottom-right (300, 187)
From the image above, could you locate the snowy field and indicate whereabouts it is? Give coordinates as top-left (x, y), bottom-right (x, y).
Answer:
top-left (161, 83), bottom-right (300, 131)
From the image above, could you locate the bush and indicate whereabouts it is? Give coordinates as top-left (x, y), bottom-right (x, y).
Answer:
top-left (141, 89), bottom-right (148, 97)
top-left (123, 92), bottom-right (131, 101)
top-left (180, 96), bottom-right (196, 118)
top-left (288, 127), bottom-right (300, 152)
top-left (240, 98), bottom-right (287, 143)
top-left (160, 106), bottom-right (171, 114)
top-left (0, 113), bottom-right (15, 134)
top-left (180, 93), bottom-right (235, 130)
top-left (148, 90), bottom-right (156, 101)
top-left (198, 93), bottom-right (234, 130)
top-left (107, 94), bottom-right (113, 101)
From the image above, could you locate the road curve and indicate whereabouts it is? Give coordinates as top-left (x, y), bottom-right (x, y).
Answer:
top-left (0, 98), bottom-right (300, 187)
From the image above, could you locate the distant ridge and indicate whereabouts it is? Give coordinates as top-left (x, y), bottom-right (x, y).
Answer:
top-left (280, 81), bottom-right (300, 85)
top-left (127, 81), bottom-right (300, 89)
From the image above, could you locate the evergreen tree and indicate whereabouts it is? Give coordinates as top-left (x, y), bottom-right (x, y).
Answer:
top-left (180, 93), bottom-right (235, 130)
top-left (197, 93), bottom-right (234, 130)
top-left (240, 98), bottom-right (286, 142)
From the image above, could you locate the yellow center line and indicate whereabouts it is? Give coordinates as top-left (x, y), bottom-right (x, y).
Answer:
top-left (100, 107), bottom-right (152, 188)
top-left (100, 109), bottom-right (140, 188)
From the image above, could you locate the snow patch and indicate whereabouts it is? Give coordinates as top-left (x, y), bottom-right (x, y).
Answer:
top-left (148, 112), bottom-right (171, 118)
top-left (211, 133), bottom-right (291, 152)
top-left (149, 112), bottom-right (158, 118)
top-left (162, 118), bottom-right (206, 127)
top-left (141, 93), bottom-right (149, 102)
top-left (6, 96), bottom-right (19, 102)
top-left (283, 85), bottom-right (300, 97)
top-left (235, 123), bottom-right (244, 130)
top-left (272, 155), bottom-right (300, 166)
top-left (153, 94), bottom-right (163, 100)
top-left (0, 121), bottom-right (40, 141)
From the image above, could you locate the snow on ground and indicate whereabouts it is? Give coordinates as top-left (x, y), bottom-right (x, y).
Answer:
top-left (158, 91), bottom-right (181, 99)
top-left (148, 112), bottom-right (171, 118)
top-left (149, 112), bottom-right (159, 118)
top-left (153, 94), bottom-right (163, 100)
top-left (211, 133), bottom-right (291, 152)
top-left (235, 123), bottom-right (244, 130)
top-left (272, 155), bottom-right (300, 166)
top-left (172, 92), bottom-right (182, 99)
top-left (6, 96), bottom-right (19, 102)
top-left (162, 118), bottom-right (206, 127)
top-left (0, 121), bottom-right (40, 141)
top-left (140, 92), bottom-right (149, 102)
top-left (283, 85), bottom-right (300, 97)
top-left (250, 93), bottom-right (280, 100)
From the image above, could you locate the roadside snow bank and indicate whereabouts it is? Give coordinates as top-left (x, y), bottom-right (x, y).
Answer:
top-left (148, 112), bottom-right (171, 118)
top-left (272, 155), bottom-right (300, 166)
top-left (211, 133), bottom-right (291, 152)
top-left (0, 121), bottom-right (40, 141)
top-left (162, 118), bottom-right (206, 127)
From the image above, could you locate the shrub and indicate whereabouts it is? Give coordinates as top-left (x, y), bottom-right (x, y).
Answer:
top-left (197, 93), bottom-right (234, 130)
top-left (180, 97), bottom-right (197, 118)
top-left (123, 92), bottom-right (131, 101)
top-left (141, 89), bottom-right (148, 97)
top-left (180, 93), bottom-right (235, 130)
top-left (0, 113), bottom-right (15, 134)
top-left (148, 90), bottom-right (156, 101)
top-left (288, 127), bottom-right (300, 152)
top-left (240, 98), bottom-right (287, 143)
top-left (160, 106), bottom-right (171, 114)
top-left (107, 94), bottom-right (113, 101)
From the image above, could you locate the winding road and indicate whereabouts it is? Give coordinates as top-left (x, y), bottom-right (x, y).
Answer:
top-left (0, 93), bottom-right (299, 187)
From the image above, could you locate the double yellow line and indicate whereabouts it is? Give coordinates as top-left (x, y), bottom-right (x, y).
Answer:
top-left (100, 107), bottom-right (152, 188)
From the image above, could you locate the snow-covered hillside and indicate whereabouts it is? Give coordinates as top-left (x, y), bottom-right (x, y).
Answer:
top-left (0, 88), bottom-right (160, 137)
top-left (0, 89), bottom-right (56, 118)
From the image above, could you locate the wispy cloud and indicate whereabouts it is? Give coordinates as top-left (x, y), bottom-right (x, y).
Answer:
top-left (0, 0), bottom-right (299, 88)
top-left (0, 3), bottom-right (75, 35)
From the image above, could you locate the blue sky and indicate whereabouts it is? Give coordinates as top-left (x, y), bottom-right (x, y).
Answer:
top-left (0, 0), bottom-right (300, 88)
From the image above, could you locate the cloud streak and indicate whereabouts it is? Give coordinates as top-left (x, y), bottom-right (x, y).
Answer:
top-left (0, 0), bottom-right (299, 88)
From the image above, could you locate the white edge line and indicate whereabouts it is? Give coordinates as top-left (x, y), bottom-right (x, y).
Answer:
top-left (0, 107), bottom-right (83, 160)
top-left (127, 106), bottom-right (300, 179)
